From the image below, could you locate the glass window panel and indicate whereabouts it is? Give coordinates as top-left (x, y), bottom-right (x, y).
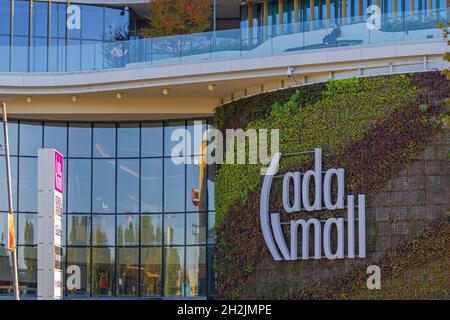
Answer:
top-left (93, 123), bottom-right (116, 158)
top-left (185, 246), bottom-right (207, 297)
top-left (117, 214), bottom-right (138, 246)
top-left (19, 121), bottom-right (42, 156)
top-left (208, 212), bottom-right (215, 244)
top-left (66, 247), bottom-right (90, 296)
top-left (13, 0), bottom-right (30, 36)
top-left (67, 215), bottom-right (90, 246)
top-left (68, 123), bottom-right (91, 158)
top-left (186, 120), bottom-right (206, 156)
top-left (117, 247), bottom-right (138, 296)
top-left (207, 247), bottom-right (216, 296)
top-left (141, 214), bottom-right (162, 246)
top-left (92, 247), bottom-right (114, 296)
top-left (18, 246), bottom-right (37, 295)
top-left (117, 123), bottom-right (139, 158)
top-left (164, 158), bottom-right (185, 212)
top-left (92, 215), bottom-right (115, 246)
top-left (50, 3), bottom-right (67, 39)
top-left (0, 121), bottom-right (18, 155)
top-left (33, 1), bottom-right (49, 37)
top-left (67, 39), bottom-right (81, 72)
top-left (141, 122), bottom-right (163, 157)
top-left (0, 244), bottom-right (13, 294)
top-left (0, 35), bottom-right (9, 72)
top-left (19, 213), bottom-right (36, 245)
top-left (18, 157), bottom-right (37, 212)
top-left (44, 122), bottom-right (67, 156)
top-left (117, 159), bottom-right (139, 213)
top-left (141, 158), bottom-right (162, 213)
top-left (186, 212), bottom-right (207, 245)
top-left (12, 36), bottom-right (28, 72)
top-left (208, 170), bottom-right (215, 211)
top-left (164, 214), bottom-right (185, 246)
top-left (81, 40), bottom-right (98, 71)
top-left (164, 121), bottom-right (185, 157)
top-left (68, 159), bottom-right (91, 213)
top-left (104, 7), bottom-right (129, 40)
top-left (0, 213), bottom-right (8, 246)
top-left (186, 156), bottom-right (207, 212)
top-left (93, 159), bottom-right (115, 213)
top-left (81, 5), bottom-right (104, 40)
top-left (0, 0), bottom-right (11, 34)
top-left (141, 247), bottom-right (162, 296)
top-left (164, 247), bottom-right (184, 297)
top-left (32, 37), bottom-right (48, 72)
top-left (0, 156), bottom-right (18, 211)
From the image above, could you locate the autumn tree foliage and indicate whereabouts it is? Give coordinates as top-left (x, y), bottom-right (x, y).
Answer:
top-left (141, 0), bottom-right (212, 38)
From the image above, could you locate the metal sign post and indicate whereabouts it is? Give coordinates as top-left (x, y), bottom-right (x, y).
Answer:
top-left (1, 101), bottom-right (20, 300)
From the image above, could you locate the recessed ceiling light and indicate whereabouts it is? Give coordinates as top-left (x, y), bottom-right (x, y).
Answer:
top-left (162, 88), bottom-right (169, 95)
top-left (26, 96), bottom-right (32, 103)
top-left (116, 92), bottom-right (123, 99)
top-left (71, 95), bottom-right (77, 102)
top-left (208, 84), bottom-right (215, 91)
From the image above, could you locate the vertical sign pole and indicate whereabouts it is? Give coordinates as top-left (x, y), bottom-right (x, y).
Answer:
top-left (1, 102), bottom-right (20, 300)
top-left (37, 149), bottom-right (64, 300)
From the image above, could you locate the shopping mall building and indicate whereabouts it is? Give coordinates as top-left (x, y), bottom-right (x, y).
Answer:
top-left (0, 0), bottom-right (448, 299)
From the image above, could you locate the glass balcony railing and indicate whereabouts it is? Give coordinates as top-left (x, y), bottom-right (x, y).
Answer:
top-left (0, 9), bottom-right (447, 73)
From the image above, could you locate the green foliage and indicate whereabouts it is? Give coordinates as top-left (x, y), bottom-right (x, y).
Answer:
top-left (215, 75), bottom-right (418, 226)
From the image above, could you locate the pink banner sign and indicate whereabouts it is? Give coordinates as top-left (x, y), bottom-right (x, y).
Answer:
top-left (54, 151), bottom-right (63, 194)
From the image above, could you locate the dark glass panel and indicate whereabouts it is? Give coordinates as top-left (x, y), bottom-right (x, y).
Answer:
top-left (66, 247), bottom-right (90, 296)
top-left (164, 247), bottom-right (184, 297)
top-left (117, 247), bottom-right (139, 296)
top-left (92, 247), bottom-right (114, 296)
top-left (141, 247), bottom-right (162, 296)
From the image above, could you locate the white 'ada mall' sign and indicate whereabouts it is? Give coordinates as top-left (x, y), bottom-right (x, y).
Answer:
top-left (260, 148), bottom-right (366, 261)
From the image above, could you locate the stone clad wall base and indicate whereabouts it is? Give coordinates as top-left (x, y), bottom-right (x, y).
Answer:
top-left (240, 129), bottom-right (450, 299)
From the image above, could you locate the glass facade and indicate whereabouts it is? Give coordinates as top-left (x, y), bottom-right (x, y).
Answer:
top-left (0, 0), bottom-right (138, 72)
top-left (240, 0), bottom-right (448, 28)
top-left (0, 119), bottom-right (216, 299)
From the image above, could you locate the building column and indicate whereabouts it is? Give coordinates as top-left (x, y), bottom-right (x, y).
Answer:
top-left (294, 0), bottom-right (299, 23)
top-left (263, 0), bottom-right (269, 26)
top-left (359, 0), bottom-right (363, 17)
top-left (393, 0), bottom-right (397, 17)
top-left (310, 0), bottom-right (314, 21)
top-left (342, 0), bottom-right (347, 24)
top-left (326, 0), bottom-right (331, 20)
top-left (248, 0), bottom-right (254, 28)
top-left (279, 0), bottom-right (284, 33)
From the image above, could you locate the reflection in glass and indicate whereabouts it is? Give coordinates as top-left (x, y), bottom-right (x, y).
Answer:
top-left (93, 159), bottom-right (116, 213)
top-left (208, 212), bottom-right (215, 244)
top-left (117, 159), bottom-right (139, 213)
top-left (117, 247), bottom-right (139, 296)
top-left (186, 212), bottom-right (207, 245)
top-left (207, 248), bottom-right (216, 296)
top-left (69, 123), bottom-right (91, 157)
top-left (117, 215), bottom-right (138, 246)
top-left (141, 123), bottom-right (163, 157)
top-left (118, 123), bottom-right (139, 157)
top-left (141, 247), bottom-right (162, 296)
top-left (18, 246), bottom-right (37, 295)
top-left (92, 215), bottom-right (115, 246)
top-left (164, 247), bottom-right (184, 297)
top-left (68, 215), bottom-right (90, 246)
top-left (13, 0), bottom-right (30, 36)
top-left (0, 243), bottom-right (12, 294)
top-left (0, 121), bottom-right (18, 155)
top-left (164, 158), bottom-right (185, 212)
top-left (32, 1), bottom-right (49, 38)
top-left (68, 159), bottom-right (91, 213)
top-left (186, 246), bottom-right (207, 297)
top-left (187, 157), bottom-right (208, 212)
top-left (0, 156), bottom-right (17, 211)
top-left (141, 215), bottom-right (162, 246)
top-left (186, 120), bottom-right (206, 156)
top-left (19, 157), bottom-right (37, 212)
top-left (66, 247), bottom-right (90, 296)
top-left (19, 122), bottom-right (42, 156)
top-left (19, 213), bottom-right (36, 245)
top-left (141, 159), bottom-right (162, 213)
top-left (92, 247), bottom-right (114, 296)
top-left (164, 121), bottom-right (185, 157)
top-left (164, 214), bottom-right (185, 246)
top-left (93, 123), bottom-right (116, 158)
top-left (44, 122), bottom-right (67, 156)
